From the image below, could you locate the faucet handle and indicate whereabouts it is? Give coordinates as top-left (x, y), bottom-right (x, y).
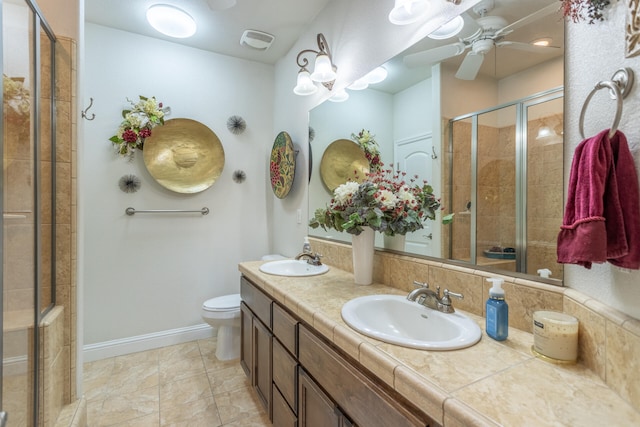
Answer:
top-left (443, 289), bottom-right (463, 300)
top-left (412, 280), bottom-right (429, 289)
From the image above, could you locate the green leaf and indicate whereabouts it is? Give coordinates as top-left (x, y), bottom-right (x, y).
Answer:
top-left (442, 213), bottom-right (455, 225)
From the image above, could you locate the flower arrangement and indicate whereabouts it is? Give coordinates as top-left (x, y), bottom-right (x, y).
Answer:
top-left (352, 129), bottom-right (382, 172)
top-left (3, 74), bottom-right (30, 117)
top-left (561, 0), bottom-right (610, 24)
top-left (109, 95), bottom-right (165, 158)
top-left (309, 164), bottom-right (440, 236)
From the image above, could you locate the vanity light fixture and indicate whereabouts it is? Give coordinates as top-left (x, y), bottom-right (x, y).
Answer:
top-left (348, 78), bottom-right (369, 90)
top-left (293, 33), bottom-right (337, 96)
top-left (146, 4), bottom-right (196, 38)
top-left (328, 89), bottom-right (349, 103)
top-left (363, 66), bottom-right (388, 84)
top-left (389, 0), bottom-right (430, 25)
top-left (428, 15), bottom-right (465, 40)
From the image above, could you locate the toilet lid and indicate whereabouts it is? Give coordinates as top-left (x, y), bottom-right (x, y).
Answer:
top-left (203, 294), bottom-right (241, 312)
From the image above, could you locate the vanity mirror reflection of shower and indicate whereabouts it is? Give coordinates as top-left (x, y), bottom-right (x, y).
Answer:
top-left (447, 89), bottom-right (564, 277)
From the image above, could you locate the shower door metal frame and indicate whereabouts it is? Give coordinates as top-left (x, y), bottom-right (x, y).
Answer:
top-left (0, 0), bottom-right (57, 425)
top-left (448, 86), bottom-right (563, 272)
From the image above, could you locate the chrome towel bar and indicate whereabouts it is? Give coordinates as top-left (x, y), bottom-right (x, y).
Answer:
top-left (125, 207), bottom-right (209, 216)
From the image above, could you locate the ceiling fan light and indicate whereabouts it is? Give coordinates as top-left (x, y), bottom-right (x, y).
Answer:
top-left (531, 37), bottom-right (552, 47)
top-left (363, 66), bottom-right (388, 84)
top-left (146, 4), bottom-right (197, 38)
top-left (389, 0), bottom-right (430, 25)
top-left (293, 69), bottom-right (318, 96)
top-left (428, 15), bottom-right (465, 40)
top-left (310, 54), bottom-right (336, 83)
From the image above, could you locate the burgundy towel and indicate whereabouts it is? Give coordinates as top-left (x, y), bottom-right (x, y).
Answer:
top-left (608, 131), bottom-right (640, 269)
top-left (557, 129), bottom-right (640, 269)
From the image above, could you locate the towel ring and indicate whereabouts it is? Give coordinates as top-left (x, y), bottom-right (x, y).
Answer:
top-left (579, 81), bottom-right (623, 140)
top-left (578, 67), bottom-right (634, 139)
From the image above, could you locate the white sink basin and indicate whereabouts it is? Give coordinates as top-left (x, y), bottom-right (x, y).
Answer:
top-left (259, 259), bottom-right (329, 277)
top-left (341, 295), bottom-right (481, 350)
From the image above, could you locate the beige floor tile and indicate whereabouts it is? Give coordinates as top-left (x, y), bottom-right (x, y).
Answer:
top-left (160, 372), bottom-right (213, 406)
top-left (159, 341), bottom-right (203, 364)
top-left (83, 339), bottom-right (263, 427)
top-left (220, 411), bottom-right (270, 426)
top-left (214, 385), bottom-right (264, 425)
top-left (108, 412), bottom-right (160, 427)
top-left (160, 396), bottom-right (221, 426)
top-left (90, 385), bottom-right (159, 427)
top-left (159, 355), bottom-right (206, 384)
top-left (207, 365), bottom-right (251, 395)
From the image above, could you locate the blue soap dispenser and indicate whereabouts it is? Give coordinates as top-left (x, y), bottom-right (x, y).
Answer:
top-left (486, 278), bottom-right (508, 341)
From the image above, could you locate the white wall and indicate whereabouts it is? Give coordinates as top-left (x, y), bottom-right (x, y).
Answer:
top-left (564, 3), bottom-right (640, 320)
top-left (308, 88), bottom-right (393, 244)
top-left (83, 23), bottom-right (274, 344)
top-left (271, 0), bottom-right (481, 258)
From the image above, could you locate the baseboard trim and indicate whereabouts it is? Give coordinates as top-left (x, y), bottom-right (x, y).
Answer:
top-left (83, 323), bottom-right (215, 362)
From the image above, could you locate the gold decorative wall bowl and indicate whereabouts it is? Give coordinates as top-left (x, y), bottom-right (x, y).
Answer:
top-left (143, 118), bottom-right (225, 193)
top-left (319, 139), bottom-right (369, 191)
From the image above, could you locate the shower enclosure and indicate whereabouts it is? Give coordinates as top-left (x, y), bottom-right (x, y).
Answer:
top-left (2, 0), bottom-right (57, 425)
top-left (446, 88), bottom-right (564, 279)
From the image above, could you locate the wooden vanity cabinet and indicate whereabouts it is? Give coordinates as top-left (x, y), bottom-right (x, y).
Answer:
top-left (240, 277), bottom-right (273, 418)
top-left (240, 275), bottom-right (436, 427)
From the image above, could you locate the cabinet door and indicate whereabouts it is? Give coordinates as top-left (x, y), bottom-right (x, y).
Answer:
top-left (240, 302), bottom-right (252, 378)
top-left (298, 368), bottom-right (340, 427)
top-left (253, 317), bottom-right (273, 418)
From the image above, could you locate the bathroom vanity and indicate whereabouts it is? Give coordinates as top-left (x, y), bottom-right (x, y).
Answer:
top-left (238, 260), bottom-right (640, 426)
top-left (240, 275), bottom-right (435, 426)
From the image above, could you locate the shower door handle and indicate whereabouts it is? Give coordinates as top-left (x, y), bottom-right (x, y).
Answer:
top-left (0, 411), bottom-right (7, 427)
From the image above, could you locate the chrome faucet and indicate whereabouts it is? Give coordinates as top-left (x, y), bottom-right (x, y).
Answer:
top-left (295, 252), bottom-right (323, 266)
top-left (407, 281), bottom-right (464, 313)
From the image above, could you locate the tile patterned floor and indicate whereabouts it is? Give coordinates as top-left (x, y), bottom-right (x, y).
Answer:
top-left (83, 338), bottom-right (271, 426)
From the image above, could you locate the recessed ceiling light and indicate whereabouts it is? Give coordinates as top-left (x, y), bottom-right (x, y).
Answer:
top-left (531, 37), bottom-right (552, 47)
top-left (207, 0), bottom-right (236, 11)
top-left (428, 15), bottom-right (465, 40)
top-left (146, 4), bottom-right (197, 39)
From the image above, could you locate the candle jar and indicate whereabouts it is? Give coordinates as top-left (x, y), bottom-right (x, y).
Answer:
top-left (532, 311), bottom-right (579, 363)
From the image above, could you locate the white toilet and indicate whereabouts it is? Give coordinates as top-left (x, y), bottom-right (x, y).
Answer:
top-left (201, 294), bottom-right (242, 361)
top-left (202, 255), bottom-right (285, 361)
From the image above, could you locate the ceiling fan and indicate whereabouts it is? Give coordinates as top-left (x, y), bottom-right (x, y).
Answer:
top-left (403, 0), bottom-right (560, 80)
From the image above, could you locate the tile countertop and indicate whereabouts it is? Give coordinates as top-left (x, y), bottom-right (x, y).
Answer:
top-left (238, 261), bottom-right (640, 427)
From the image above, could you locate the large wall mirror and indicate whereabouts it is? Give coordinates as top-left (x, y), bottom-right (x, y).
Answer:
top-left (309, 0), bottom-right (564, 285)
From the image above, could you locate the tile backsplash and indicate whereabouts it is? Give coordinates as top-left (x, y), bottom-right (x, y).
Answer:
top-left (308, 237), bottom-right (640, 412)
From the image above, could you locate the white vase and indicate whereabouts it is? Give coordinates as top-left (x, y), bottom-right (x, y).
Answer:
top-left (383, 234), bottom-right (405, 252)
top-left (352, 227), bottom-right (375, 285)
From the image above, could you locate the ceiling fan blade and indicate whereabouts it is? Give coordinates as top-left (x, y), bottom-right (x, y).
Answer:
top-left (495, 3), bottom-right (559, 38)
top-left (403, 42), bottom-right (467, 68)
top-left (497, 41), bottom-right (561, 53)
top-left (455, 51), bottom-right (484, 80)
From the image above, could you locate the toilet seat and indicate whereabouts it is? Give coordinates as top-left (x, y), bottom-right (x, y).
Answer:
top-left (202, 294), bottom-right (241, 312)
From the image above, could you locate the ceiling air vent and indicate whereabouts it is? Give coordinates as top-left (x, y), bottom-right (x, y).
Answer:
top-left (240, 30), bottom-right (275, 50)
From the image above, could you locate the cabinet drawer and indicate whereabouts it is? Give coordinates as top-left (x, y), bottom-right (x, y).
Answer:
top-left (241, 276), bottom-right (272, 328)
top-left (273, 302), bottom-right (298, 355)
top-left (273, 338), bottom-right (298, 413)
top-left (273, 385), bottom-right (297, 427)
top-left (299, 325), bottom-right (430, 427)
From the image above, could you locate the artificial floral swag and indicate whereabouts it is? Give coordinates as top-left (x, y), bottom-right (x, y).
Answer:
top-left (561, 0), bottom-right (611, 24)
top-left (110, 95), bottom-right (165, 158)
top-left (352, 129), bottom-right (382, 172)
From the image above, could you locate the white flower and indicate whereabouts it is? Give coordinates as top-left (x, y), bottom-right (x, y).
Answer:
top-left (333, 181), bottom-right (360, 205)
top-left (397, 187), bottom-right (416, 205)
top-left (378, 189), bottom-right (397, 209)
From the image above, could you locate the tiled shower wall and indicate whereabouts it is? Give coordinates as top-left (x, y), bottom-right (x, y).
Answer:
top-left (442, 116), bottom-right (563, 277)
